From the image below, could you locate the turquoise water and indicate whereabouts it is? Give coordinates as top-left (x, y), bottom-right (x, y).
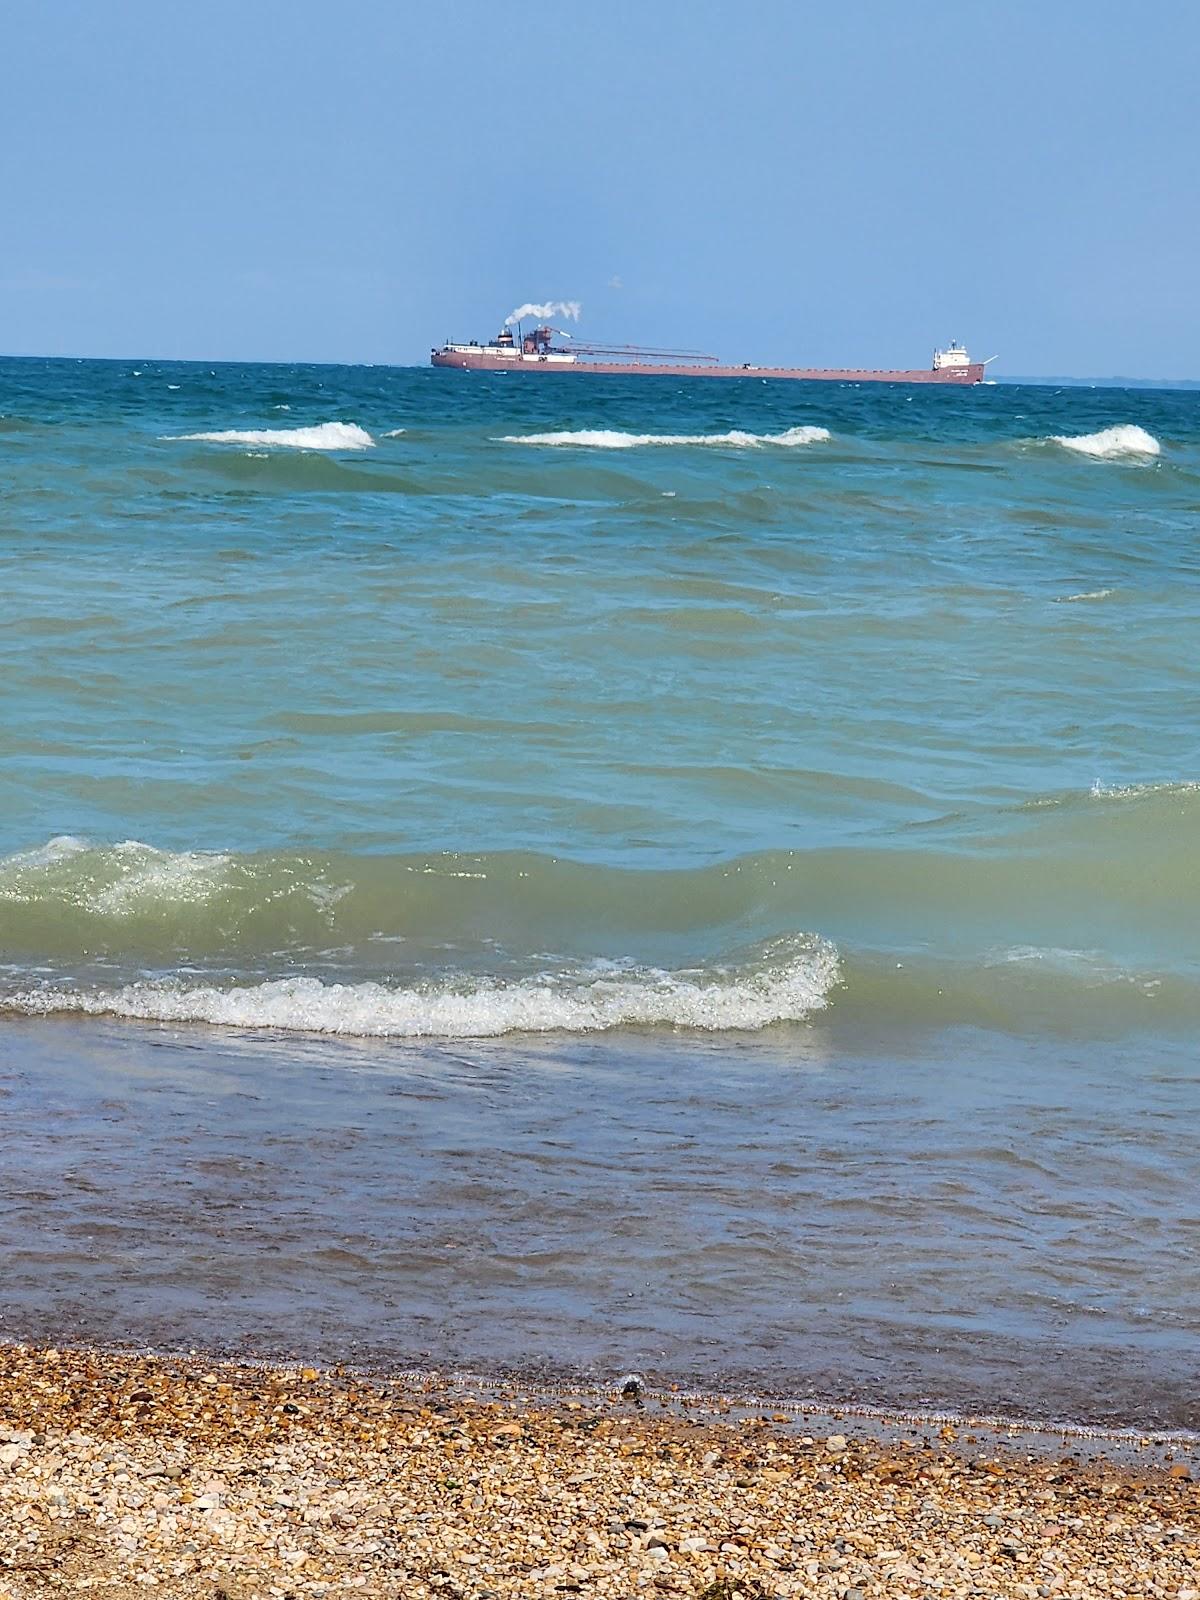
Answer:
top-left (2, 358), bottom-right (1198, 1421)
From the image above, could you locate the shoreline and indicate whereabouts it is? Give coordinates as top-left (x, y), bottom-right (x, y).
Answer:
top-left (6, 1014), bottom-right (1199, 1440)
top-left (0, 1345), bottom-right (1196, 1599)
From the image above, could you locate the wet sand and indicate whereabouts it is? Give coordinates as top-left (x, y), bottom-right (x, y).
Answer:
top-left (0, 1345), bottom-right (1197, 1599)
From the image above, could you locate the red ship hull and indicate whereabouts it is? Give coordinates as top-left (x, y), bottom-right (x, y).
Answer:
top-left (430, 350), bottom-right (985, 384)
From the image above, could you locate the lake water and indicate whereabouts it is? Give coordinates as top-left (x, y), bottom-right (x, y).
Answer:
top-left (1, 358), bottom-right (1197, 1427)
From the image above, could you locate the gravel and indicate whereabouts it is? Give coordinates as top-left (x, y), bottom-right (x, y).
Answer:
top-left (0, 1344), bottom-right (1196, 1598)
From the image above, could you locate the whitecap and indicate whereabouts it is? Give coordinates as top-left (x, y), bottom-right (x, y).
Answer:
top-left (1090, 779), bottom-right (1200, 800)
top-left (1048, 424), bottom-right (1161, 459)
top-left (3, 937), bottom-right (839, 1040)
top-left (382, 427), bottom-right (407, 438)
top-left (90, 842), bottom-right (233, 916)
top-left (1056, 589), bottom-right (1114, 602)
top-left (0, 835), bottom-right (90, 877)
top-left (0, 837), bottom-right (232, 915)
top-left (165, 421), bottom-right (375, 451)
top-left (496, 425), bottom-right (831, 449)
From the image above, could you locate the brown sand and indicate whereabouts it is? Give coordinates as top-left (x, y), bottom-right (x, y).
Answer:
top-left (0, 1345), bottom-right (1197, 1598)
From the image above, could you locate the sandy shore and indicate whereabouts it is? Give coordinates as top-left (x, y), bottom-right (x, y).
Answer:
top-left (0, 1347), bottom-right (1197, 1599)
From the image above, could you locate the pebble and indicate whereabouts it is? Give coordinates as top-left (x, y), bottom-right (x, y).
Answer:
top-left (0, 1344), bottom-right (1194, 1600)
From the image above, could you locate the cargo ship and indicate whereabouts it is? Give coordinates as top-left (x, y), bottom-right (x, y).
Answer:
top-left (431, 322), bottom-right (991, 384)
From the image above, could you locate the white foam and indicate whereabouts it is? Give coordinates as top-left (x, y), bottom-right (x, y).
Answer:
top-left (166, 421), bottom-right (375, 451)
top-left (1049, 425), bottom-right (1161, 459)
top-left (497, 425), bottom-right (831, 450)
top-left (0, 837), bottom-right (232, 915)
top-left (1090, 779), bottom-right (1200, 800)
top-left (1057, 589), bottom-right (1114, 602)
top-left (382, 427), bottom-right (406, 438)
top-left (986, 945), bottom-right (1165, 995)
top-left (0, 835), bottom-right (90, 876)
top-left (3, 939), bottom-right (839, 1040)
top-left (90, 841), bottom-right (233, 916)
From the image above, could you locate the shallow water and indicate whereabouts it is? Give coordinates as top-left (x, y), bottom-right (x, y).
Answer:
top-left (2, 1017), bottom-right (1197, 1430)
top-left (1, 357), bottom-right (1198, 1423)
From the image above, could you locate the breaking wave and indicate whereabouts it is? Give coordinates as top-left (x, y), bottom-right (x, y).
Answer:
top-left (166, 421), bottom-right (375, 450)
top-left (1048, 424), bottom-right (1161, 459)
top-left (1090, 778), bottom-right (1200, 800)
top-left (2, 939), bottom-right (840, 1039)
top-left (3, 808), bottom-right (1199, 1038)
top-left (497, 426), bottom-right (831, 449)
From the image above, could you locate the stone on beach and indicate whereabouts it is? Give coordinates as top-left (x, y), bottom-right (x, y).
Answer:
top-left (0, 1344), bottom-right (1196, 1599)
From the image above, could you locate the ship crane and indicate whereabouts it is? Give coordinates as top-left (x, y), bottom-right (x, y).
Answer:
top-left (520, 322), bottom-right (719, 364)
top-left (567, 341), bottom-right (720, 365)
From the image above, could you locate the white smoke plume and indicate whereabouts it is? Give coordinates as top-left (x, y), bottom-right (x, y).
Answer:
top-left (504, 300), bottom-right (582, 328)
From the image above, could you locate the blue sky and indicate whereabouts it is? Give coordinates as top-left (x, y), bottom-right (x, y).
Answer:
top-left (3, 0), bottom-right (1197, 375)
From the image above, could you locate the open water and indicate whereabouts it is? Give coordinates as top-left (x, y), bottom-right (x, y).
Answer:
top-left (1, 358), bottom-right (1198, 1426)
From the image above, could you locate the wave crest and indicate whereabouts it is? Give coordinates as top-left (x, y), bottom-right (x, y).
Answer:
top-left (496, 426), bottom-right (831, 449)
top-left (166, 421), bottom-right (375, 451)
top-left (3, 937), bottom-right (839, 1039)
top-left (1090, 778), bottom-right (1200, 800)
top-left (1048, 425), bottom-right (1161, 459)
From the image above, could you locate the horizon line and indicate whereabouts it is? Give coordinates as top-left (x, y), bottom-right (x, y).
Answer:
top-left (1, 351), bottom-right (1199, 390)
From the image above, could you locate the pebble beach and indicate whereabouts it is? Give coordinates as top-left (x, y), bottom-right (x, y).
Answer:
top-left (0, 1346), bottom-right (1197, 1600)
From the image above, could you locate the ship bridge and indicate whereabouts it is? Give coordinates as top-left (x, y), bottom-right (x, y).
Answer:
top-left (932, 341), bottom-right (972, 370)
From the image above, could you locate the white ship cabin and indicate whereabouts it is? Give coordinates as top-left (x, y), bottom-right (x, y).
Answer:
top-left (437, 330), bottom-right (524, 359)
top-left (932, 341), bottom-right (972, 370)
top-left (438, 326), bottom-right (577, 363)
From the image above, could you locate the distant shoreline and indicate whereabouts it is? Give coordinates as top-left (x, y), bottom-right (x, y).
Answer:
top-left (997, 374), bottom-right (1200, 390)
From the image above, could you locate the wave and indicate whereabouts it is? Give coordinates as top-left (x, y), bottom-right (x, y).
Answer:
top-left (5, 938), bottom-right (1197, 1042)
top-left (2, 937), bottom-right (839, 1039)
top-left (1048, 424), bottom-right (1161, 459)
top-left (1090, 778), bottom-right (1200, 799)
top-left (3, 815), bottom-right (1198, 1037)
top-left (832, 947), bottom-right (1200, 1034)
top-left (165, 421), bottom-right (375, 451)
top-left (0, 837), bottom-right (821, 962)
top-left (4, 802), bottom-right (1200, 959)
top-left (496, 425), bottom-right (831, 449)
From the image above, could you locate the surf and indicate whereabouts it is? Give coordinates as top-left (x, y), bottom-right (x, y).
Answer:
top-left (1047, 424), bottom-right (1161, 459)
top-left (496, 425), bottom-right (831, 449)
top-left (3, 936), bottom-right (840, 1038)
top-left (166, 421), bottom-right (376, 450)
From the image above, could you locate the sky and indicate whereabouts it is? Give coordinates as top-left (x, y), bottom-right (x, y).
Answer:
top-left (2, 0), bottom-right (1198, 376)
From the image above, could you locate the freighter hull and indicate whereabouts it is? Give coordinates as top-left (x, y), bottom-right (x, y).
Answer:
top-left (431, 350), bottom-right (985, 384)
